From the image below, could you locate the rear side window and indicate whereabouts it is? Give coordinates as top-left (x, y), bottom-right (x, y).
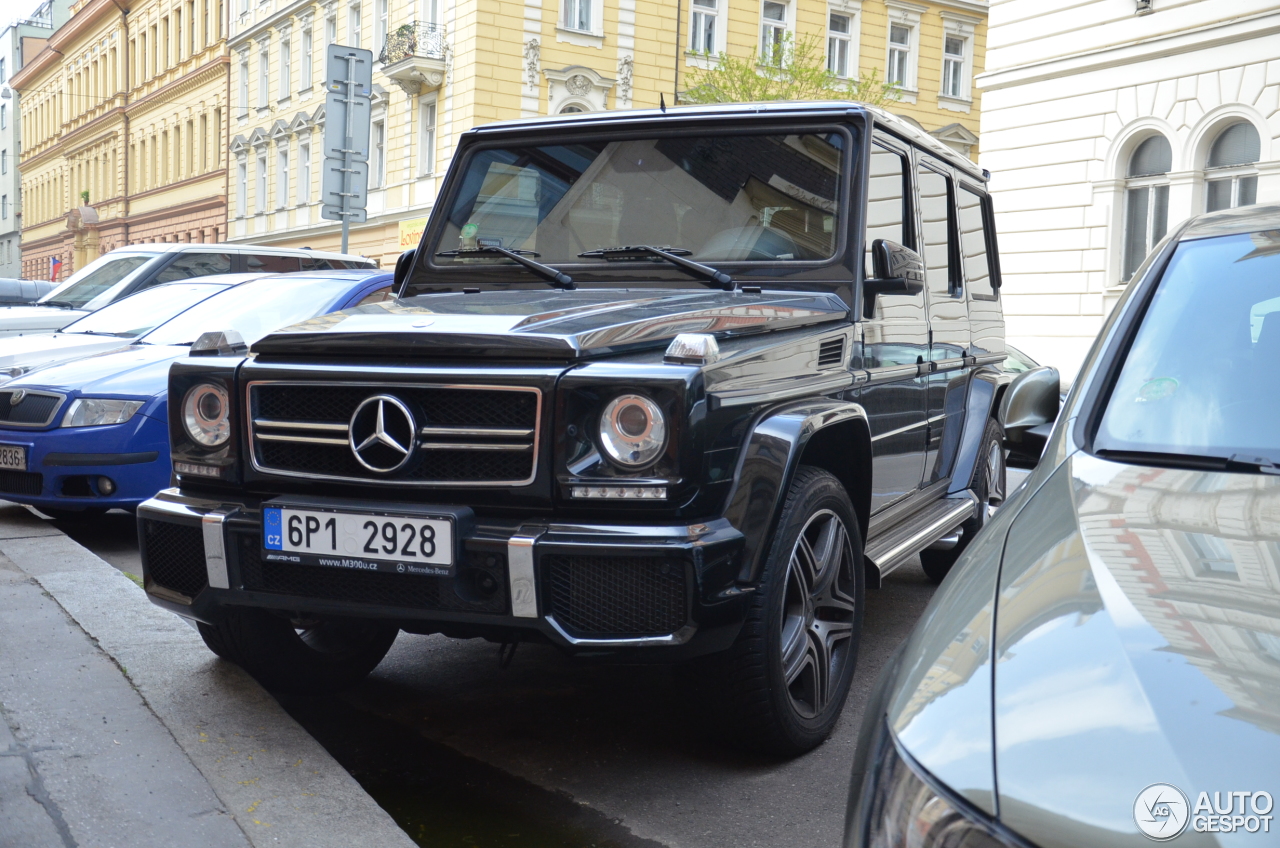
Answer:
top-left (355, 286), bottom-right (394, 306)
top-left (958, 186), bottom-right (996, 300)
top-left (153, 253), bottom-right (233, 284)
top-left (865, 142), bottom-right (910, 275)
top-left (246, 254), bottom-right (302, 273)
top-left (916, 165), bottom-right (956, 296)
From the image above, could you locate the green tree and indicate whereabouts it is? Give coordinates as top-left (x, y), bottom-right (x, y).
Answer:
top-left (681, 32), bottom-right (900, 107)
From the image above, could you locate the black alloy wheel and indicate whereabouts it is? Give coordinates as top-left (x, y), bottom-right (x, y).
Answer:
top-left (920, 417), bottom-right (1006, 585)
top-left (703, 466), bottom-right (865, 756)
top-left (198, 607), bottom-right (399, 694)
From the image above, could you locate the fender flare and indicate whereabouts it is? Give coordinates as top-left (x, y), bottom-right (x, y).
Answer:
top-left (947, 367), bottom-right (1007, 496)
top-left (721, 398), bottom-right (871, 586)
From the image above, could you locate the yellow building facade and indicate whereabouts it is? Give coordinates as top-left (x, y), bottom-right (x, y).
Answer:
top-left (228, 0), bottom-right (985, 266)
top-left (11, 0), bottom-right (230, 280)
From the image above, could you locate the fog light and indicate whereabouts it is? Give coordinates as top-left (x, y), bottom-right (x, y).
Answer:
top-left (97, 476), bottom-right (116, 495)
top-left (174, 461), bottom-right (224, 478)
top-left (571, 485), bottom-right (667, 500)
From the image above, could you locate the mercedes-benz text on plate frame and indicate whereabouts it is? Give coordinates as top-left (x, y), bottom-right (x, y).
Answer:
top-left (0, 445), bottom-right (25, 470)
top-left (263, 505), bottom-right (454, 576)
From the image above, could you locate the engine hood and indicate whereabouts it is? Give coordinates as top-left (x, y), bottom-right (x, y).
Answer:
top-left (0, 305), bottom-right (90, 335)
top-left (0, 333), bottom-right (131, 373)
top-left (991, 452), bottom-right (1280, 848)
top-left (251, 288), bottom-right (849, 360)
top-left (6, 344), bottom-right (185, 398)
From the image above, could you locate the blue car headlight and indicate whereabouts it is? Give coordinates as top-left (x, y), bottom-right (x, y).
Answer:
top-left (61, 398), bottom-right (146, 428)
top-left (863, 728), bottom-right (1021, 848)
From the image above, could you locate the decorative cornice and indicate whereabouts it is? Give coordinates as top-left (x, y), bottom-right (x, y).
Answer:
top-left (229, 0), bottom-right (316, 47)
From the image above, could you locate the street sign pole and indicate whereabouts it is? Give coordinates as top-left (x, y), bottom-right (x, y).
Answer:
top-left (322, 46), bottom-right (372, 251)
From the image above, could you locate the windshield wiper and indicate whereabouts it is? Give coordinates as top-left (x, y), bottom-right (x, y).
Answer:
top-left (40, 300), bottom-right (79, 309)
top-left (436, 247), bottom-right (574, 290)
top-left (1095, 448), bottom-right (1280, 476)
top-left (67, 330), bottom-right (124, 337)
top-left (578, 245), bottom-right (735, 291)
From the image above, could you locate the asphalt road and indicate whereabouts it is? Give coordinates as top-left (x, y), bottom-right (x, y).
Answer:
top-left (50, 468), bottom-right (1032, 848)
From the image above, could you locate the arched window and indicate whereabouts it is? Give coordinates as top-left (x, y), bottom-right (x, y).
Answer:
top-left (559, 104), bottom-right (585, 114)
top-left (1123, 134), bottom-right (1171, 280)
top-left (1205, 122), bottom-right (1260, 212)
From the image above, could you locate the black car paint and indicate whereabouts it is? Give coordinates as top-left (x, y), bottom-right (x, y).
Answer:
top-left (142, 103), bottom-right (1007, 657)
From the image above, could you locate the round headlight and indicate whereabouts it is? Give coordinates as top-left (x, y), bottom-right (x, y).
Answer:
top-left (599, 394), bottom-right (666, 468)
top-left (182, 383), bottom-right (231, 447)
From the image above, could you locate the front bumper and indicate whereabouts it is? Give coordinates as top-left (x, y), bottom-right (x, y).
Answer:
top-left (137, 488), bottom-right (749, 656)
top-left (0, 413), bottom-right (170, 510)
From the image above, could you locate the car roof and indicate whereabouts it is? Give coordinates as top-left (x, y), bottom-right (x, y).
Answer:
top-left (234, 269), bottom-right (393, 284)
top-left (112, 243), bottom-right (372, 260)
top-left (465, 100), bottom-right (984, 181)
top-left (152, 273), bottom-right (265, 287)
top-left (1180, 202), bottom-right (1280, 241)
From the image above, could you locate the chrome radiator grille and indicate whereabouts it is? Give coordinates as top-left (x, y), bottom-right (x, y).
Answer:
top-left (247, 382), bottom-right (541, 486)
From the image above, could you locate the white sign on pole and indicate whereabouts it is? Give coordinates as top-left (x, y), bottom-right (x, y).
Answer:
top-left (321, 45), bottom-right (374, 246)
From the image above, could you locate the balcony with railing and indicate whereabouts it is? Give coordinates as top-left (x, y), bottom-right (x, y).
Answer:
top-left (378, 22), bottom-right (448, 93)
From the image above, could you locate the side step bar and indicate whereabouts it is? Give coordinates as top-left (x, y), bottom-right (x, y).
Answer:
top-left (864, 494), bottom-right (978, 580)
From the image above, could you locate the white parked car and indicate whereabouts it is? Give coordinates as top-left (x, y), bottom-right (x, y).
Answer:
top-left (0, 275), bottom-right (262, 384)
top-left (0, 244), bottom-right (374, 338)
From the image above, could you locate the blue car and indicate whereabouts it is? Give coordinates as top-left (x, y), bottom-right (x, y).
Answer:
top-left (0, 270), bottom-right (392, 517)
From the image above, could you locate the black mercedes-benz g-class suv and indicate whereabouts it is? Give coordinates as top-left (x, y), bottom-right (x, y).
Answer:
top-left (139, 101), bottom-right (1011, 754)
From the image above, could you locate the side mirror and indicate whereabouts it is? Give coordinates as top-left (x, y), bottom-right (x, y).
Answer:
top-left (863, 239), bottom-right (925, 317)
top-left (190, 329), bottom-right (248, 357)
top-left (393, 248), bottom-right (417, 293)
top-left (999, 365), bottom-right (1061, 469)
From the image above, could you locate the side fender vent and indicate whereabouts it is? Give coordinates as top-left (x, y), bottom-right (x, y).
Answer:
top-left (818, 338), bottom-right (845, 369)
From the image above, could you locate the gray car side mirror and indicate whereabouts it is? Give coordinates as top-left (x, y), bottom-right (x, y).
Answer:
top-left (999, 365), bottom-right (1060, 469)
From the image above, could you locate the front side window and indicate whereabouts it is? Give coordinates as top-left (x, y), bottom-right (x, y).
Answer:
top-left (941, 35), bottom-right (965, 98)
top-left (761, 1), bottom-right (788, 64)
top-left (1205, 122), bottom-right (1260, 213)
top-left (1095, 231), bottom-right (1280, 462)
top-left (828, 13), bottom-right (851, 77)
top-left (887, 24), bottom-right (911, 87)
top-left (431, 131), bottom-right (847, 277)
top-left (690, 0), bottom-right (717, 53)
top-left (1123, 134), bottom-right (1172, 280)
top-left (246, 254), bottom-right (303, 273)
top-left (153, 252), bottom-right (233, 284)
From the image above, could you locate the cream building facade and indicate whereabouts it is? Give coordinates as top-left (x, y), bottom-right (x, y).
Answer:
top-left (227, 0), bottom-right (987, 266)
top-left (978, 0), bottom-right (1280, 379)
top-left (11, 0), bottom-right (230, 280)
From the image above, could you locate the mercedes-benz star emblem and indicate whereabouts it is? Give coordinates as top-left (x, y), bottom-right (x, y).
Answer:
top-left (349, 395), bottom-right (416, 473)
top-left (8, 389), bottom-right (26, 406)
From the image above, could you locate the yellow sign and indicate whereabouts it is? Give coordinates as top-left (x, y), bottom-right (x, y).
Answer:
top-left (399, 217), bottom-right (429, 249)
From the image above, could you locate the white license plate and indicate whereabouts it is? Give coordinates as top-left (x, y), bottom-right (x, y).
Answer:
top-left (0, 445), bottom-right (25, 471)
top-left (262, 506), bottom-right (453, 575)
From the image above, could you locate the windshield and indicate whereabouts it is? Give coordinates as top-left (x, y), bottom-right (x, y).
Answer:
top-left (432, 132), bottom-right (848, 270)
top-left (140, 276), bottom-right (357, 346)
top-left (1095, 230), bottom-right (1280, 461)
top-left (40, 253), bottom-right (159, 310)
top-left (59, 282), bottom-right (227, 338)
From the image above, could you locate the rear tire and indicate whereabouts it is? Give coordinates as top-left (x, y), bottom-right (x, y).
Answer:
top-left (701, 466), bottom-right (865, 756)
top-left (197, 607), bottom-right (398, 694)
top-left (920, 417), bottom-right (1005, 584)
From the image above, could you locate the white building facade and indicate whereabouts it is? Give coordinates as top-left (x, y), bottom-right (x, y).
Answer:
top-left (978, 0), bottom-right (1280, 378)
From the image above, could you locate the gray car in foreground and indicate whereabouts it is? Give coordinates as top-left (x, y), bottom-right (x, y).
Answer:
top-left (845, 203), bottom-right (1280, 848)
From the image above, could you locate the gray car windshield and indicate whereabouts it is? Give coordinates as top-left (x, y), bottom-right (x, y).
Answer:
top-left (434, 133), bottom-right (847, 268)
top-left (140, 277), bottom-right (355, 346)
top-left (40, 253), bottom-right (159, 310)
top-left (59, 283), bottom-right (227, 338)
top-left (1095, 230), bottom-right (1280, 461)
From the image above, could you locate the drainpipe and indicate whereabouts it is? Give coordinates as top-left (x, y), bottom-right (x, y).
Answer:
top-left (111, 0), bottom-right (130, 245)
top-left (673, 0), bottom-right (681, 104)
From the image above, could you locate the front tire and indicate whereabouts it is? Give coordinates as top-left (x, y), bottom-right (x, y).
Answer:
top-left (708, 466), bottom-right (865, 756)
top-left (920, 417), bottom-right (1005, 584)
top-left (197, 608), bottom-right (398, 694)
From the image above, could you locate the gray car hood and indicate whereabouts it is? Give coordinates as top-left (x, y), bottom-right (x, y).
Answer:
top-left (889, 451), bottom-right (1280, 848)
top-left (0, 332), bottom-right (130, 378)
top-left (0, 305), bottom-right (91, 336)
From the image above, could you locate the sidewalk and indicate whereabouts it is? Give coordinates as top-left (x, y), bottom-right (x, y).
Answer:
top-left (0, 504), bottom-right (417, 848)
